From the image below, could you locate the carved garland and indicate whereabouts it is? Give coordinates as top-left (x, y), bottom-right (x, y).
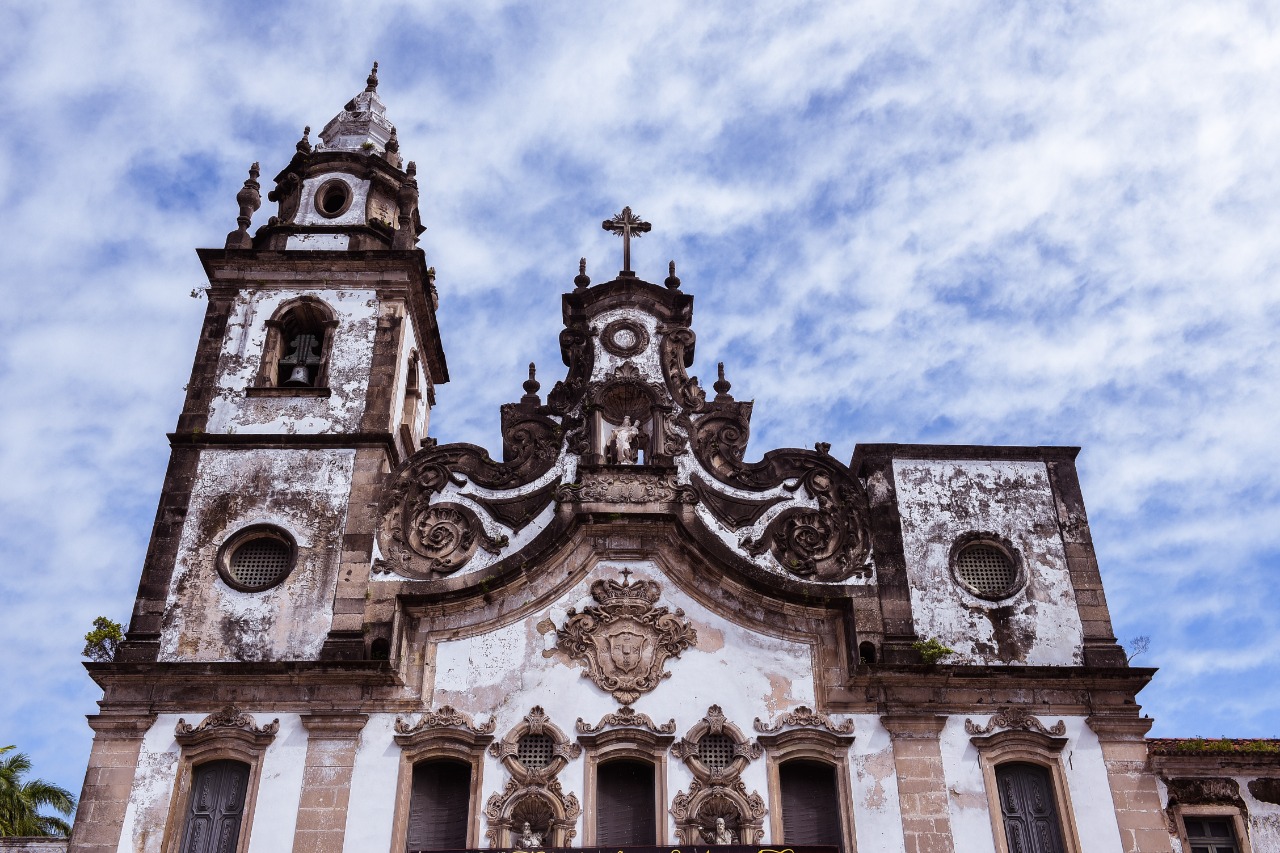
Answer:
top-left (576, 706), bottom-right (677, 735)
top-left (551, 576), bottom-right (697, 704)
top-left (485, 707), bottom-right (582, 846)
top-left (753, 705), bottom-right (854, 735)
top-left (964, 707), bottom-right (1067, 737)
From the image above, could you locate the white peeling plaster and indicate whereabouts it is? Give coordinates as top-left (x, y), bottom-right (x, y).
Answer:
top-left (894, 459), bottom-right (1084, 665)
top-left (115, 713), bottom-right (305, 853)
top-left (343, 715), bottom-right (400, 853)
top-left (938, 715), bottom-right (1123, 853)
top-left (427, 558), bottom-right (817, 839)
top-left (284, 233), bottom-right (350, 251)
top-left (207, 288), bottom-right (378, 435)
top-left (159, 448), bottom-right (353, 662)
top-left (293, 172), bottom-right (371, 227)
top-left (589, 307), bottom-right (664, 384)
top-left (849, 716), bottom-right (908, 853)
top-left (1245, 781), bottom-right (1280, 851)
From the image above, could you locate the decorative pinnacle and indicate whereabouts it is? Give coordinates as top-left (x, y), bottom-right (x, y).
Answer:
top-left (225, 161), bottom-right (262, 249)
top-left (601, 206), bottom-right (652, 276)
top-left (296, 126), bottom-right (312, 155)
top-left (386, 126), bottom-right (399, 152)
top-left (713, 362), bottom-right (732, 400)
top-left (574, 257), bottom-right (591, 290)
top-left (366, 61), bottom-right (379, 91)
top-left (665, 259), bottom-right (681, 290)
top-left (522, 363), bottom-right (541, 405)
top-left (407, 160), bottom-right (417, 176)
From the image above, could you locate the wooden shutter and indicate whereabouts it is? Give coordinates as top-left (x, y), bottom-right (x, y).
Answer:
top-left (996, 762), bottom-right (1067, 853)
top-left (407, 759), bottom-right (472, 852)
top-left (779, 759), bottom-right (842, 848)
top-left (596, 759), bottom-right (656, 845)
top-left (180, 760), bottom-right (248, 853)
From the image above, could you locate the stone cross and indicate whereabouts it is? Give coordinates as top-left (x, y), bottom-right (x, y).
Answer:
top-left (619, 566), bottom-right (633, 584)
top-left (601, 206), bottom-right (652, 275)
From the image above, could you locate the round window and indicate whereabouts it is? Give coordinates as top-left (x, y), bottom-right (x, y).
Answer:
top-left (698, 733), bottom-right (735, 770)
top-left (313, 178), bottom-right (352, 218)
top-left (950, 535), bottom-right (1022, 599)
top-left (217, 526), bottom-right (296, 592)
top-left (516, 733), bottom-right (554, 770)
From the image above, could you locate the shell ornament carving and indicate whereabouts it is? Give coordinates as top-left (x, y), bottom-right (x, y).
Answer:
top-left (551, 576), bottom-right (696, 704)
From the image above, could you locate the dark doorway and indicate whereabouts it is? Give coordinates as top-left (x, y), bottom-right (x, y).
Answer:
top-left (407, 759), bottom-right (472, 852)
top-left (779, 759), bottom-right (843, 847)
top-left (997, 762), bottom-right (1067, 853)
top-left (180, 760), bottom-right (249, 853)
top-left (597, 759), bottom-right (657, 845)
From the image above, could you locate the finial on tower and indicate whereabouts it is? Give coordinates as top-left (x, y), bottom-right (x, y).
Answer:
top-left (296, 126), bottom-right (312, 155)
top-left (713, 362), bottom-right (733, 401)
top-left (225, 162), bottom-right (262, 249)
top-left (366, 61), bottom-right (379, 92)
top-left (574, 257), bottom-right (591, 290)
top-left (522, 363), bottom-right (542, 405)
top-left (601, 206), bottom-right (652, 277)
top-left (665, 260), bottom-right (681, 290)
top-left (384, 126), bottom-right (402, 168)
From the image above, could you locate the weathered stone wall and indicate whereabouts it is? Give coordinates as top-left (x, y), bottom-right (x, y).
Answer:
top-left (894, 458), bottom-right (1085, 665)
top-left (158, 448), bottom-right (354, 662)
top-left (206, 288), bottom-right (378, 435)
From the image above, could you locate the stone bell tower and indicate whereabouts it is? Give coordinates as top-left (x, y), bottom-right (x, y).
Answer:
top-left (115, 62), bottom-right (448, 667)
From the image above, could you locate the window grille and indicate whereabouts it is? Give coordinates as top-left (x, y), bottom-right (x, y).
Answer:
top-left (955, 543), bottom-right (1017, 597)
top-left (1183, 817), bottom-right (1240, 853)
top-left (516, 734), bottom-right (554, 770)
top-left (698, 734), bottom-right (735, 770)
top-left (229, 538), bottom-right (291, 589)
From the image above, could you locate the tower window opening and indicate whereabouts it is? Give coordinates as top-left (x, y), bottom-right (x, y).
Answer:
top-left (950, 535), bottom-right (1023, 600)
top-left (314, 178), bottom-right (352, 218)
top-left (218, 525), bottom-right (296, 592)
top-left (272, 302), bottom-right (332, 388)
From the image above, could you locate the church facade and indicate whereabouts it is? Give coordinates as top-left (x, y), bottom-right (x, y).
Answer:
top-left (62, 69), bottom-right (1279, 853)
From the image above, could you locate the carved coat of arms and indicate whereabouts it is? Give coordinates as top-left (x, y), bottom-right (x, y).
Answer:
top-left (552, 575), bottom-right (696, 703)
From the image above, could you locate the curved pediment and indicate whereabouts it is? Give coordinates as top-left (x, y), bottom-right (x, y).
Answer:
top-left (374, 267), bottom-right (875, 591)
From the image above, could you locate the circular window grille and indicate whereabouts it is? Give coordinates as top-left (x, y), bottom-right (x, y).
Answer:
top-left (516, 733), bottom-right (555, 769)
top-left (698, 733), bottom-right (736, 770)
top-left (954, 543), bottom-right (1018, 598)
top-left (228, 537), bottom-right (292, 590)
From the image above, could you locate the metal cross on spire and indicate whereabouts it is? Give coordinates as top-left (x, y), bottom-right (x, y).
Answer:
top-left (602, 206), bottom-right (652, 276)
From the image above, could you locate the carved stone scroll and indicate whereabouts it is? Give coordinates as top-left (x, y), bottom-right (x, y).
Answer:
top-left (552, 576), bottom-right (697, 704)
top-left (395, 706), bottom-right (495, 736)
top-left (964, 707), bottom-right (1067, 737)
top-left (754, 706), bottom-right (854, 735)
top-left (576, 706), bottom-right (677, 735)
top-left (175, 705), bottom-right (279, 739)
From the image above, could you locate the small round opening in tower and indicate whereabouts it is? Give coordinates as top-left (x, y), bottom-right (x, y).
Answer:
top-left (217, 526), bottom-right (296, 592)
top-left (952, 540), bottom-right (1020, 599)
top-left (314, 179), bottom-right (353, 218)
top-left (697, 733), bottom-right (735, 770)
top-left (516, 733), bottom-right (554, 770)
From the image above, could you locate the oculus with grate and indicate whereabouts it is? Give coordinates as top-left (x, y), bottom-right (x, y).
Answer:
top-left (516, 733), bottom-right (555, 769)
top-left (228, 538), bottom-right (292, 589)
top-left (955, 543), bottom-right (1018, 597)
top-left (697, 733), bottom-right (735, 770)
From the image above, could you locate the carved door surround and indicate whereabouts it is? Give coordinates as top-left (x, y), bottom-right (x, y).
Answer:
top-left (754, 709), bottom-right (856, 853)
top-left (576, 707), bottom-right (677, 844)
top-left (966, 713), bottom-right (1084, 853)
top-left (160, 706), bottom-right (279, 853)
top-left (485, 706), bottom-right (583, 846)
top-left (390, 707), bottom-right (495, 851)
top-left (669, 705), bottom-right (766, 844)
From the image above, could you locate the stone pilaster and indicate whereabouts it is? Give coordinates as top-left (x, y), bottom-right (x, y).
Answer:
top-left (1088, 716), bottom-right (1174, 853)
top-left (881, 714), bottom-right (954, 853)
top-left (67, 714), bottom-right (155, 853)
top-left (292, 713), bottom-right (368, 853)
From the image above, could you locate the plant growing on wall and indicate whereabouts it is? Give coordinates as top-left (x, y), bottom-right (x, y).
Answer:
top-left (0, 745), bottom-right (75, 837)
top-left (912, 638), bottom-right (955, 664)
top-left (82, 616), bottom-right (123, 663)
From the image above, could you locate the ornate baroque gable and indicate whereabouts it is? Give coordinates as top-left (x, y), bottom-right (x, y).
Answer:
top-left (372, 213), bottom-right (877, 590)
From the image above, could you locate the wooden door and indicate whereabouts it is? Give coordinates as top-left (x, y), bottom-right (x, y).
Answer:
top-left (180, 760), bottom-right (248, 853)
top-left (597, 759), bottom-right (657, 845)
top-left (997, 762), bottom-right (1067, 853)
top-left (407, 759), bottom-right (472, 852)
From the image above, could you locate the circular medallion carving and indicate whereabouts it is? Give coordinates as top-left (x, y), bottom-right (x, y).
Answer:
top-left (407, 502), bottom-right (482, 573)
top-left (601, 319), bottom-right (650, 358)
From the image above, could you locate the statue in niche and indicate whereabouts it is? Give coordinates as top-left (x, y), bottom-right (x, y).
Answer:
top-left (609, 416), bottom-right (644, 465)
top-left (517, 821), bottom-right (542, 848)
top-left (707, 816), bottom-right (736, 845)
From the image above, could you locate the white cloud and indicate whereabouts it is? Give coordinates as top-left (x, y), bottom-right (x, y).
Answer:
top-left (0, 0), bottom-right (1278, 795)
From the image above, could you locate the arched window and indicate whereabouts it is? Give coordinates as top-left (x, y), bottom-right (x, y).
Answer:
top-left (596, 759), bottom-right (656, 846)
top-left (254, 298), bottom-right (337, 392)
top-left (179, 759), bottom-right (249, 853)
top-left (995, 762), bottom-right (1068, 853)
top-left (406, 759), bottom-right (472, 852)
top-left (779, 759), bottom-right (842, 847)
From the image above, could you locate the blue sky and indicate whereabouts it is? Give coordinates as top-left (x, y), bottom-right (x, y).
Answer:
top-left (1, 0), bottom-right (1278, 799)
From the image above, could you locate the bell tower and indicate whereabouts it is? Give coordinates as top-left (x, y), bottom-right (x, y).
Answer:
top-left (117, 64), bottom-right (448, 665)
